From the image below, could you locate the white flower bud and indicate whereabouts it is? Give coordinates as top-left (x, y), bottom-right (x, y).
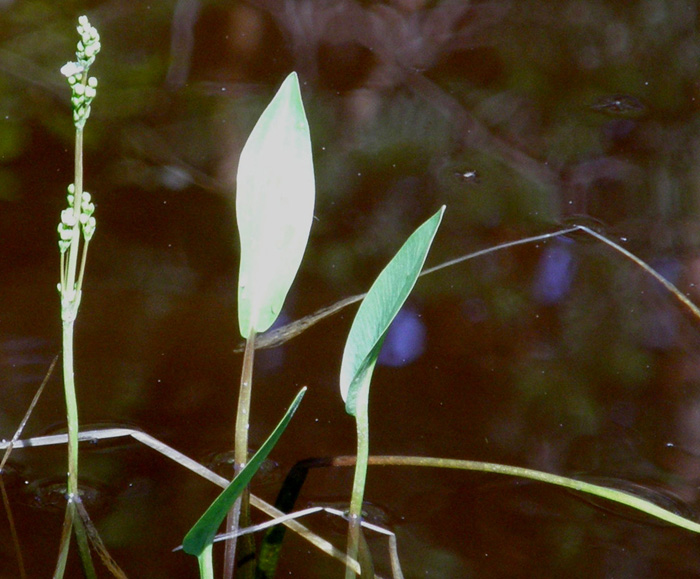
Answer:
top-left (59, 225), bottom-right (73, 241)
top-left (83, 216), bottom-right (97, 240)
top-left (84, 43), bottom-right (99, 58)
top-left (61, 62), bottom-right (83, 78)
top-left (61, 209), bottom-right (77, 227)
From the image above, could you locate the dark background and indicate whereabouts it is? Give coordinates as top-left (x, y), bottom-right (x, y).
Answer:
top-left (2, 1), bottom-right (700, 577)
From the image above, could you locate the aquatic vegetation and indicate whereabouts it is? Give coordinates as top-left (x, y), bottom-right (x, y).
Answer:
top-left (340, 207), bottom-right (444, 577)
top-left (197, 71), bottom-right (314, 579)
top-left (55, 15), bottom-right (102, 579)
top-left (183, 388), bottom-right (306, 578)
top-left (5, 11), bottom-right (700, 579)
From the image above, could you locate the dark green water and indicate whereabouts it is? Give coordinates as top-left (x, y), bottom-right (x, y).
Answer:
top-left (2, 1), bottom-right (700, 577)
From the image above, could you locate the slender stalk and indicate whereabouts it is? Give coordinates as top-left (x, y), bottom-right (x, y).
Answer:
top-left (198, 544), bottom-right (215, 579)
top-left (66, 127), bottom-right (84, 286)
top-left (235, 330), bottom-right (256, 472)
top-left (247, 223), bottom-right (700, 358)
top-left (223, 329), bottom-right (256, 578)
top-left (73, 508), bottom-right (97, 579)
top-left (63, 129), bottom-right (83, 500)
top-left (0, 476), bottom-right (25, 578)
top-left (345, 513), bottom-right (361, 579)
top-left (54, 503), bottom-right (75, 578)
top-left (0, 355), bottom-right (56, 579)
top-left (245, 227), bottom-right (583, 352)
top-left (62, 322), bottom-right (79, 499)
top-left (54, 16), bottom-right (100, 576)
top-left (334, 455), bottom-right (700, 533)
top-left (345, 379), bottom-right (371, 579)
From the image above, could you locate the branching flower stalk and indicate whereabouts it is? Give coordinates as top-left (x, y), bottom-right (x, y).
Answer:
top-left (57, 14), bottom-right (99, 521)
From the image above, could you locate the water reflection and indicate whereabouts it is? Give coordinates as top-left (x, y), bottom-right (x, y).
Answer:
top-left (377, 306), bottom-right (426, 367)
top-left (0, 336), bottom-right (55, 392)
top-left (204, 449), bottom-right (281, 491)
top-left (531, 238), bottom-right (577, 305)
top-left (590, 94), bottom-right (647, 117)
top-left (570, 475), bottom-right (700, 527)
top-left (25, 477), bottom-right (107, 514)
top-left (452, 169), bottom-right (481, 185)
top-left (4, 0), bottom-right (700, 576)
top-left (305, 499), bottom-right (394, 536)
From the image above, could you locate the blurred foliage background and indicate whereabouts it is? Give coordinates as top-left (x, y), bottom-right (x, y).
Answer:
top-left (3, 0), bottom-right (700, 577)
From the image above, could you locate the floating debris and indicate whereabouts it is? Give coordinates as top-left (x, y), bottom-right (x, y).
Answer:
top-left (453, 169), bottom-right (481, 184)
top-left (590, 94), bottom-right (647, 117)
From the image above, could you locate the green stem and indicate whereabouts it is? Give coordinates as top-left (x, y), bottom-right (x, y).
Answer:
top-left (77, 238), bottom-right (90, 291)
top-left (55, 19), bottom-right (100, 577)
top-left (223, 329), bottom-right (256, 579)
top-left (53, 502), bottom-right (75, 578)
top-left (235, 329), bottom-right (256, 468)
top-left (348, 390), bottom-right (370, 518)
top-left (73, 508), bottom-right (96, 579)
top-left (65, 127), bottom-right (84, 289)
top-left (198, 544), bottom-right (214, 579)
top-left (62, 321), bottom-right (79, 498)
top-left (345, 380), bottom-right (371, 579)
top-left (55, 91), bottom-right (87, 579)
top-left (61, 117), bottom-right (84, 511)
top-left (60, 252), bottom-right (66, 296)
top-left (329, 455), bottom-right (700, 534)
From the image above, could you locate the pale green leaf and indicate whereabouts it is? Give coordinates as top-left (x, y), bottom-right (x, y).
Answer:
top-left (340, 207), bottom-right (445, 415)
top-left (237, 72), bottom-right (315, 337)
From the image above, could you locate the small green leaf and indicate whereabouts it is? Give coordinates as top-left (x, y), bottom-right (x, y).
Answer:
top-left (182, 387), bottom-right (306, 556)
top-left (340, 207), bottom-right (445, 416)
top-left (237, 72), bottom-right (315, 337)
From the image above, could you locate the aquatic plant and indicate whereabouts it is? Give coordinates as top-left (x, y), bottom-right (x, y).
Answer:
top-left (55, 15), bottom-right (100, 578)
top-left (226, 71), bottom-right (314, 579)
top-left (5, 13), bottom-right (700, 578)
top-left (340, 206), bottom-right (444, 577)
top-left (183, 388), bottom-right (306, 578)
top-left (184, 71), bottom-right (315, 579)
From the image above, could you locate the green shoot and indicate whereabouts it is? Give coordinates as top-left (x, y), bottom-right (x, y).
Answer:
top-left (339, 207), bottom-right (445, 577)
top-left (227, 71), bottom-right (315, 576)
top-left (54, 15), bottom-right (100, 577)
top-left (183, 388), bottom-right (306, 578)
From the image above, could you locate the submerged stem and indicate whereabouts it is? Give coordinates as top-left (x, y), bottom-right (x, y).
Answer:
top-left (73, 507), bottom-right (97, 579)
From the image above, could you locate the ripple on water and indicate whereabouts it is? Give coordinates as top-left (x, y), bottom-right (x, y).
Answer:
top-left (24, 476), bottom-right (109, 514)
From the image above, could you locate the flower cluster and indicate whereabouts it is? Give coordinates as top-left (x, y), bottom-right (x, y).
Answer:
top-left (60, 15), bottom-right (101, 129)
top-left (57, 184), bottom-right (96, 254)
